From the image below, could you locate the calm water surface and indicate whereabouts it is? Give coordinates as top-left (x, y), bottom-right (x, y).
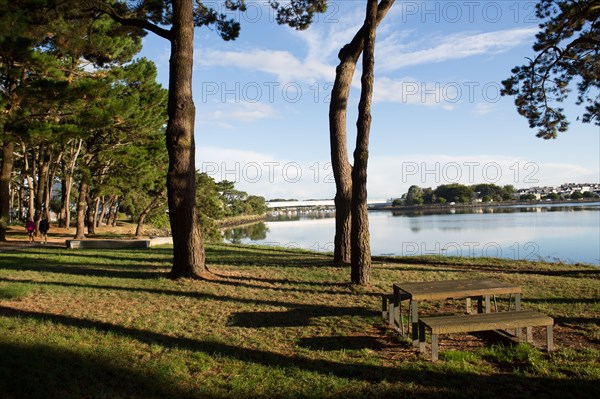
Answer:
top-left (223, 203), bottom-right (600, 265)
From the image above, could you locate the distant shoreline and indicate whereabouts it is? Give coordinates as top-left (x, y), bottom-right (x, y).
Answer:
top-left (369, 198), bottom-right (600, 211)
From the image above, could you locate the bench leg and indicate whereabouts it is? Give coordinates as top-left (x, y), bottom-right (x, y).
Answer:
top-left (411, 300), bottom-right (419, 347)
top-left (431, 334), bottom-right (439, 362)
top-left (466, 297), bottom-right (472, 314)
top-left (393, 287), bottom-right (401, 333)
top-left (485, 295), bottom-right (491, 313)
top-left (381, 296), bottom-right (387, 321)
top-left (477, 296), bottom-right (483, 313)
top-left (419, 322), bottom-right (426, 354)
top-left (546, 325), bottom-right (554, 351)
top-left (526, 326), bottom-right (533, 343)
top-left (515, 294), bottom-right (522, 338)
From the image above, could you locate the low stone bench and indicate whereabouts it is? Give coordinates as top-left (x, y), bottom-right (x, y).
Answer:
top-left (418, 310), bottom-right (554, 361)
top-left (66, 239), bottom-right (150, 249)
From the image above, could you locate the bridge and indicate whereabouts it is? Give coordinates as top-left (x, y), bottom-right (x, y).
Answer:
top-left (267, 199), bottom-right (391, 210)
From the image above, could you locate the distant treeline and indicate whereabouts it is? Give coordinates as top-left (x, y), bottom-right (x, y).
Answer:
top-left (393, 183), bottom-right (598, 206)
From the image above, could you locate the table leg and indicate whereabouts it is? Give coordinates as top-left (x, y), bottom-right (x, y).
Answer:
top-left (419, 322), bottom-right (426, 354)
top-left (411, 300), bottom-right (419, 347)
top-left (546, 325), bottom-right (554, 351)
top-left (431, 334), bottom-right (439, 362)
top-left (466, 297), bottom-right (472, 314)
top-left (515, 293), bottom-right (522, 337)
top-left (526, 326), bottom-right (533, 343)
top-left (393, 286), bottom-right (399, 332)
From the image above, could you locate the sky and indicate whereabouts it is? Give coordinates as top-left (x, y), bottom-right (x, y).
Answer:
top-left (138, 1), bottom-right (600, 201)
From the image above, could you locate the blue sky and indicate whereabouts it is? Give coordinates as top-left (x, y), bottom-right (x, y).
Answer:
top-left (138, 1), bottom-right (599, 200)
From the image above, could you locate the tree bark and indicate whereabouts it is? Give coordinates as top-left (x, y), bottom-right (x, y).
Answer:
top-left (75, 176), bottom-right (88, 239)
top-left (34, 143), bottom-right (52, 234)
top-left (0, 140), bottom-right (14, 241)
top-left (86, 195), bottom-right (97, 235)
top-left (27, 146), bottom-right (36, 220)
top-left (329, 0), bottom-right (395, 266)
top-left (46, 150), bottom-right (62, 221)
top-left (351, 0), bottom-right (378, 285)
top-left (18, 182), bottom-right (24, 220)
top-left (59, 174), bottom-right (67, 227)
top-left (60, 139), bottom-right (82, 228)
top-left (165, 0), bottom-right (206, 278)
top-left (96, 196), bottom-right (106, 227)
top-left (106, 195), bottom-right (117, 226)
top-left (135, 192), bottom-right (164, 237)
top-left (111, 200), bottom-right (119, 226)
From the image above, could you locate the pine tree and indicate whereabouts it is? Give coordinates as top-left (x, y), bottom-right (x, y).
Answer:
top-left (502, 0), bottom-right (599, 139)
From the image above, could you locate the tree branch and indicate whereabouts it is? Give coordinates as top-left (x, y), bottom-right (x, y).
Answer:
top-left (78, 1), bottom-right (172, 40)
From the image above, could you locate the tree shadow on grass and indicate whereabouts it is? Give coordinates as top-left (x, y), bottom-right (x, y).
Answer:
top-left (297, 335), bottom-right (388, 351)
top-left (0, 255), bottom-right (167, 280)
top-left (203, 276), bottom-right (373, 297)
top-left (0, 307), bottom-right (597, 399)
top-left (210, 272), bottom-right (350, 287)
top-left (206, 246), bottom-right (333, 268)
top-left (0, 278), bottom-right (375, 316)
top-left (227, 306), bottom-right (375, 328)
top-left (379, 257), bottom-right (600, 279)
top-left (0, 342), bottom-right (194, 399)
top-left (50, 248), bottom-right (173, 264)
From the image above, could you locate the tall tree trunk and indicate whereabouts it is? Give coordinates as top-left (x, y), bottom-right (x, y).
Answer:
top-left (92, 196), bottom-right (100, 231)
top-left (46, 150), bottom-right (62, 221)
top-left (111, 200), bottom-right (119, 227)
top-left (351, 0), bottom-right (378, 285)
top-left (18, 182), bottom-right (24, 220)
top-left (135, 192), bottom-right (164, 237)
top-left (165, 0), bottom-right (206, 278)
top-left (0, 140), bottom-right (14, 241)
top-left (27, 146), bottom-right (36, 220)
top-left (75, 177), bottom-right (88, 239)
top-left (59, 174), bottom-right (67, 226)
top-left (329, 0), bottom-right (395, 266)
top-left (34, 143), bottom-right (52, 234)
top-left (17, 182), bottom-right (25, 220)
top-left (86, 195), bottom-right (97, 235)
top-left (60, 139), bottom-right (82, 228)
top-left (96, 196), bottom-right (107, 227)
top-left (106, 195), bottom-right (117, 226)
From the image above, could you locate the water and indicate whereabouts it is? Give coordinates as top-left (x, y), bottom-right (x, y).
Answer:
top-left (223, 203), bottom-right (600, 265)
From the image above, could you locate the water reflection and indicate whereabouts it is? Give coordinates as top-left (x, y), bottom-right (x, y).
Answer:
top-left (223, 222), bottom-right (269, 244)
top-left (391, 203), bottom-right (600, 218)
top-left (266, 209), bottom-right (336, 222)
top-left (222, 203), bottom-right (600, 265)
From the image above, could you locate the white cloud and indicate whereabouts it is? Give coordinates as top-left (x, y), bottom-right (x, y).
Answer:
top-left (196, 146), bottom-right (336, 200)
top-left (368, 155), bottom-right (599, 198)
top-left (201, 101), bottom-right (278, 125)
top-left (374, 76), bottom-right (458, 109)
top-left (198, 48), bottom-right (334, 83)
top-left (195, 148), bottom-right (599, 201)
top-left (376, 27), bottom-right (537, 71)
top-left (474, 102), bottom-right (495, 115)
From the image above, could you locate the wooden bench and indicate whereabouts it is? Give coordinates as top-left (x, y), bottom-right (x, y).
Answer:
top-left (418, 310), bottom-right (554, 361)
top-left (381, 292), bottom-right (410, 331)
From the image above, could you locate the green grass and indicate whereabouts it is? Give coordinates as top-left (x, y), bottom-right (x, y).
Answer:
top-left (0, 283), bottom-right (33, 300)
top-left (0, 244), bottom-right (598, 398)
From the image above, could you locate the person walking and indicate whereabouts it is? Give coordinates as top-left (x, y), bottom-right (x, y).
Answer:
top-left (25, 219), bottom-right (35, 243)
top-left (39, 218), bottom-right (50, 244)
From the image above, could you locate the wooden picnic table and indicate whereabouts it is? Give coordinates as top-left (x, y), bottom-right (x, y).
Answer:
top-left (393, 278), bottom-right (522, 346)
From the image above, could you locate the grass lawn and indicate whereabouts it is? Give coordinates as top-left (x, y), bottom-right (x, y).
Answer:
top-left (0, 243), bottom-right (598, 398)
